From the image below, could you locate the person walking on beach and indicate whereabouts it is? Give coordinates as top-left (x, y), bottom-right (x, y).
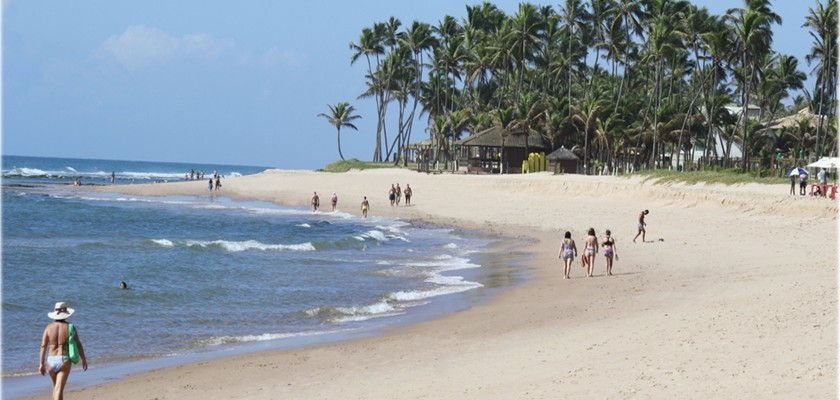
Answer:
top-left (111, 171), bottom-right (116, 184)
top-left (633, 210), bottom-right (649, 243)
top-left (208, 178), bottom-right (213, 192)
top-left (602, 230), bottom-right (617, 276)
top-left (583, 228), bottom-right (598, 277)
top-left (388, 184), bottom-right (396, 206)
top-left (361, 196), bottom-right (370, 218)
top-left (311, 192), bottom-right (320, 212)
top-left (558, 231), bottom-right (578, 279)
top-left (404, 184), bottom-right (412, 206)
top-left (395, 184), bottom-right (402, 206)
top-left (215, 175), bottom-right (222, 191)
top-left (40, 302), bottom-right (87, 400)
top-left (330, 192), bottom-right (338, 211)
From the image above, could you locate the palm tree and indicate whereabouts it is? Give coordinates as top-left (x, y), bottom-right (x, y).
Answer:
top-left (803, 0), bottom-right (838, 157)
top-left (350, 27), bottom-right (386, 162)
top-left (560, 0), bottom-right (591, 118)
top-left (726, 0), bottom-right (781, 171)
top-left (506, 3), bottom-right (544, 104)
top-left (493, 107), bottom-right (518, 174)
top-left (318, 102), bottom-right (362, 161)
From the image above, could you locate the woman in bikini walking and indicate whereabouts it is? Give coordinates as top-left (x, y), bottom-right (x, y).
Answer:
top-left (558, 231), bottom-right (578, 279)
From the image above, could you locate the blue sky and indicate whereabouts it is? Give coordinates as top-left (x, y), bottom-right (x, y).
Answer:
top-left (3, 1), bottom-right (815, 169)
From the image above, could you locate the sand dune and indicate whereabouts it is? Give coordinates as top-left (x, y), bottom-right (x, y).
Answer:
top-left (54, 169), bottom-right (836, 399)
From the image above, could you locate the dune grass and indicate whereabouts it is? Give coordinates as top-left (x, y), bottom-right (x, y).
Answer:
top-left (635, 168), bottom-right (791, 185)
top-left (321, 159), bottom-right (399, 172)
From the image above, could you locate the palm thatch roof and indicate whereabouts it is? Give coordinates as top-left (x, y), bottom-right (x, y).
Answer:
top-left (546, 146), bottom-right (579, 161)
top-left (454, 126), bottom-right (549, 149)
top-left (767, 107), bottom-right (827, 130)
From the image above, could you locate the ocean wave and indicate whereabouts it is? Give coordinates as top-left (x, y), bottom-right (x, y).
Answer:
top-left (150, 239), bottom-right (175, 247)
top-left (304, 301), bottom-right (405, 323)
top-left (200, 328), bottom-right (354, 346)
top-left (186, 240), bottom-right (316, 252)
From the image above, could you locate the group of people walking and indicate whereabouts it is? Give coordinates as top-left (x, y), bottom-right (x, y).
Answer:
top-left (309, 184), bottom-right (414, 218)
top-left (559, 209), bottom-right (651, 279)
top-left (388, 183), bottom-right (412, 206)
top-left (558, 228), bottom-right (618, 279)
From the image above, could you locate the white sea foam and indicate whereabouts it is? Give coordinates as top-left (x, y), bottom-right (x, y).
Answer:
top-left (297, 223), bottom-right (311, 228)
top-left (186, 240), bottom-right (315, 252)
top-left (202, 328), bottom-right (355, 346)
top-left (151, 239), bottom-right (174, 247)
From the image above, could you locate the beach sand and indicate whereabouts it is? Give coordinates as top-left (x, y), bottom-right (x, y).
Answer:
top-left (52, 169), bottom-right (837, 399)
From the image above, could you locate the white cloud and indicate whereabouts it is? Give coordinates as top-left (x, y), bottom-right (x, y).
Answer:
top-left (100, 25), bottom-right (233, 70)
top-left (261, 47), bottom-right (307, 68)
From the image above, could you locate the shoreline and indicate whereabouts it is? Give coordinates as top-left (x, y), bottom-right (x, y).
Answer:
top-left (24, 169), bottom-right (838, 399)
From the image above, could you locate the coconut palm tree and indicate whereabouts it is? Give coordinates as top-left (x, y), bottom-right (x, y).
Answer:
top-left (803, 0), bottom-right (838, 156)
top-left (726, 0), bottom-right (781, 171)
top-left (318, 102), bottom-right (362, 161)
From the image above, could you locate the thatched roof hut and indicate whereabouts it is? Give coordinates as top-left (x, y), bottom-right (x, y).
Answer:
top-left (454, 127), bottom-right (550, 173)
top-left (767, 107), bottom-right (827, 131)
top-left (546, 146), bottom-right (579, 174)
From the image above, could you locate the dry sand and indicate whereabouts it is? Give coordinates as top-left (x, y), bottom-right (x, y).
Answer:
top-left (55, 169), bottom-right (838, 398)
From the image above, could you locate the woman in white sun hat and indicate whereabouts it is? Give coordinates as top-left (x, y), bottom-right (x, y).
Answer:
top-left (39, 301), bottom-right (87, 400)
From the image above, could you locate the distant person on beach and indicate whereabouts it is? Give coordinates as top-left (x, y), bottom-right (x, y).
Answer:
top-left (311, 192), bottom-right (320, 211)
top-left (111, 171), bottom-right (115, 184)
top-left (40, 302), bottom-right (87, 400)
top-left (790, 175), bottom-right (796, 195)
top-left (633, 210), bottom-right (649, 243)
top-left (361, 196), bottom-right (370, 218)
top-left (583, 228), bottom-right (598, 277)
top-left (208, 178), bottom-right (213, 192)
top-left (395, 184), bottom-right (402, 206)
top-left (330, 192), bottom-right (338, 211)
top-left (404, 184), bottom-right (412, 205)
top-left (215, 175), bottom-right (222, 191)
top-left (799, 172), bottom-right (807, 195)
top-left (602, 230), bottom-right (617, 276)
top-left (389, 184), bottom-right (396, 206)
top-left (558, 231), bottom-right (578, 279)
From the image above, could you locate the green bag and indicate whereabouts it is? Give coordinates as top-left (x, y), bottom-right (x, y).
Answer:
top-left (68, 323), bottom-right (80, 364)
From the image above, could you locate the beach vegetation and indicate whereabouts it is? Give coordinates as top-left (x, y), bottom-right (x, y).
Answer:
top-left (318, 102), bottom-right (362, 161)
top-left (321, 158), bottom-right (398, 172)
top-left (636, 167), bottom-right (790, 185)
top-left (342, 0), bottom-right (836, 176)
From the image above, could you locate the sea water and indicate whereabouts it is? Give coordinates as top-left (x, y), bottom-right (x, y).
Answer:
top-left (1, 156), bottom-right (523, 397)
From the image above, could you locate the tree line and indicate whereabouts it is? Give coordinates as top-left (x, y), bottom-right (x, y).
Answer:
top-left (321, 0), bottom-right (837, 174)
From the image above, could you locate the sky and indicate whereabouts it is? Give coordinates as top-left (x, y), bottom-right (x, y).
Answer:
top-left (2, 1), bottom-right (817, 169)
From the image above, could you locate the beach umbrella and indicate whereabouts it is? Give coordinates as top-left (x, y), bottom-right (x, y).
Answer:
top-left (787, 167), bottom-right (809, 177)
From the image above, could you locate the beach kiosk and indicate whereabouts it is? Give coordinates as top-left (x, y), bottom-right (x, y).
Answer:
top-left (454, 126), bottom-right (549, 174)
top-left (547, 146), bottom-right (580, 174)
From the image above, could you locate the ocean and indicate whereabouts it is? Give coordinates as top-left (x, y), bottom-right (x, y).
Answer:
top-left (1, 156), bottom-right (523, 397)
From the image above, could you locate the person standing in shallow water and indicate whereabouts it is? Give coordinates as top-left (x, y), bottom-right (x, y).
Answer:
top-left (311, 192), bottom-right (320, 212)
top-left (558, 231), bottom-right (577, 279)
top-left (40, 302), bottom-right (87, 400)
